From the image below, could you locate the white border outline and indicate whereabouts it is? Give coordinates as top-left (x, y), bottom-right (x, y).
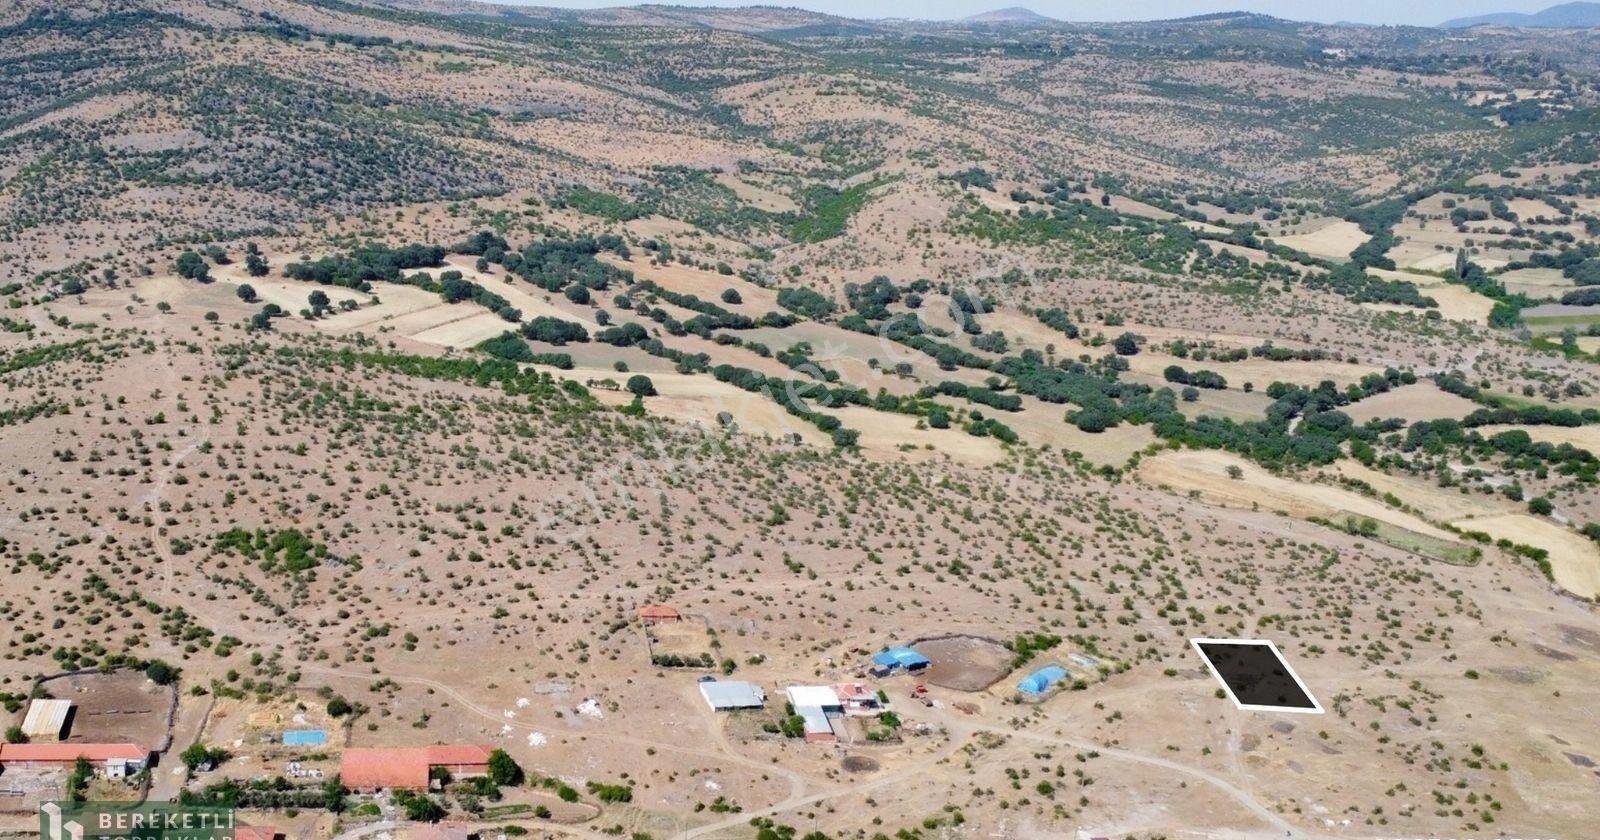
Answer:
top-left (1189, 637), bottom-right (1325, 714)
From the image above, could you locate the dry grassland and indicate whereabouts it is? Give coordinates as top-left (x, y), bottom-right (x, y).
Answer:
top-left (1270, 218), bottom-right (1368, 261)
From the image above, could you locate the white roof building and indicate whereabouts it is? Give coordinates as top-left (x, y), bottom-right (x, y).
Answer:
top-left (785, 685), bottom-right (841, 711)
top-left (699, 680), bottom-right (766, 711)
top-left (21, 699), bottom-right (72, 740)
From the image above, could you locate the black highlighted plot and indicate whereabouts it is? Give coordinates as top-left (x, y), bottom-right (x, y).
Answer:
top-left (1190, 638), bottom-right (1322, 713)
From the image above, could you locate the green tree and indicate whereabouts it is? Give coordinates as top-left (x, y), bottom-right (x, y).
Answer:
top-left (145, 660), bottom-right (179, 685)
top-left (322, 775), bottom-right (347, 813)
top-left (721, 288), bottom-right (742, 304)
top-left (175, 251), bottom-right (211, 283)
top-left (68, 757), bottom-right (91, 801)
top-left (244, 243), bottom-right (270, 277)
top-left (487, 749), bottom-right (524, 787)
top-left (400, 794), bottom-right (446, 822)
top-left (180, 743), bottom-right (227, 773)
top-left (4, 725), bottom-right (26, 743)
top-left (626, 374), bottom-right (657, 397)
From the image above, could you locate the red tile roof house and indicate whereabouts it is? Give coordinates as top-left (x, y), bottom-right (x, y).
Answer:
top-left (0, 743), bottom-right (150, 777)
top-left (340, 745), bottom-right (493, 793)
top-left (638, 605), bottom-right (681, 624)
top-left (832, 683), bottom-right (881, 714)
top-left (234, 827), bottom-right (280, 840)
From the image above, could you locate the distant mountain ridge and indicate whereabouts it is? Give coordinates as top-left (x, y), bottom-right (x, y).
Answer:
top-left (962, 6), bottom-right (1055, 24)
top-left (1441, 1), bottom-right (1600, 28)
top-left (361, 0), bottom-right (1600, 33)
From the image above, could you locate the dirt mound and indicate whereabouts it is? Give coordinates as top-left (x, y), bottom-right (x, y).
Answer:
top-left (912, 635), bottom-right (1015, 692)
top-left (841, 755), bottom-right (879, 773)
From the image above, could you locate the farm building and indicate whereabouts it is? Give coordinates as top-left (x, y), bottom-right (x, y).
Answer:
top-left (1018, 666), bottom-right (1068, 696)
top-left (20, 699), bottom-right (72, 741)
top-left (870, 647), bottom-right (931, 676)
top-left (699, 680), bottom-right (766, 711)
top-left (340, 745), bottom-right (493, 792)
top-left (234, 826), bottom-right (280, 840)
top-left (796, 707), bottom-right (835, 743)
top-left (785, 686), bottom-right (841, 743)
top-left (786, 686), bottom-right (842, 712)
top-left (0, 743), bottom-right (149, 777)
top-left (638, 605), bottom-right (681, 624)
top-left (833, 683), bottom-right (880, 714)
top-left (422, 744), bottom-right (492, 776)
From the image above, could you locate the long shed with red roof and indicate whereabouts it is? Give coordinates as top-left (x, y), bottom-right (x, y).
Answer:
top-left (339, 745), bottom-right (493, 792)
top-left (0, 742), bottom-right (149, 767)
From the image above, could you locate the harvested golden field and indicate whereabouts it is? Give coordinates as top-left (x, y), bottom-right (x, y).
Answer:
top-left (1451, 513), bottom-right (1600, 599)
top-left (1342, 381), bottom-right (1482, 423)
top-left (1138, 449), bottom-right (1462, 543)
top-left (1270, 218), bottom-right (1368, 261)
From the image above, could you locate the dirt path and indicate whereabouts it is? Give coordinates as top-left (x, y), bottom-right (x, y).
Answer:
top-left (147, 695), bottom-right (215, 802)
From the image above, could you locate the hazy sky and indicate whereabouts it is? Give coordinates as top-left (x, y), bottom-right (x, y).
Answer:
top-left (513, 0), bottom-right (1558, 27)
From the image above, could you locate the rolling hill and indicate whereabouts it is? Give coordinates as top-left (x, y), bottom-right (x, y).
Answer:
top-left (2, 4), bottom-right (1600, 840)
top-left (1441, 1), bottom-right (1600, 28)
top-left (961, 6), bottom-right (1055, 24)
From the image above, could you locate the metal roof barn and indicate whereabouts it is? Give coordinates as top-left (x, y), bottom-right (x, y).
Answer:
top-left (797, 706), bottom-right (835, 742)
top-left (21, 699), bottom-right (72, 740)
top-left (699, 680), bottom-right (766, 711)
top-left (871, 647), bottom-right (932, 670)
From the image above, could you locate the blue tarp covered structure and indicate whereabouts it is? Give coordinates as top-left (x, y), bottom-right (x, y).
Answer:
top-left (871, 647), bottom-right (932, 672)
top-left (282, 729), bottom-right (328, 747)
top-left (1018, 666), bottom-right (1068, 695)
